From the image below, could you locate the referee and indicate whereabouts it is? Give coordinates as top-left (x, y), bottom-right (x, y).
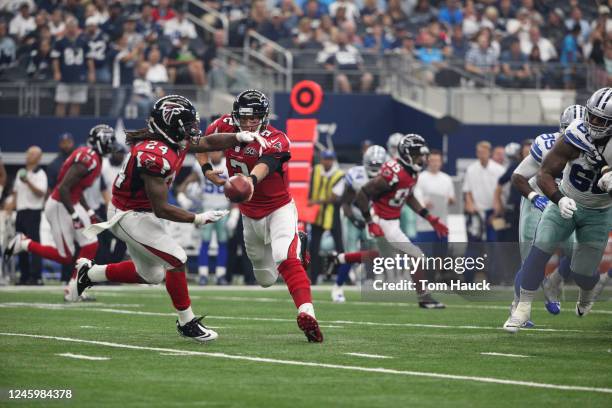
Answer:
top-left (5, 146), bottom-right (47, 285)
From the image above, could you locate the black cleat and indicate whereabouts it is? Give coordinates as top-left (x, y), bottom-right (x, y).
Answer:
top-left (176, 316), bottom-right (218, 342)
top-left (324, 251), bottom-right (339, 278)
top-left (418, 293), bottom-right (446, 309)
top-left (298, 231), bottom-right (310, 270)
top-left (75, 258), bottom-right (95, 297)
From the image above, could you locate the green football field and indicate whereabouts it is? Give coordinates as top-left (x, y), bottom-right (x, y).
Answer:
top-left (0, 285), bottom-right (611, 407)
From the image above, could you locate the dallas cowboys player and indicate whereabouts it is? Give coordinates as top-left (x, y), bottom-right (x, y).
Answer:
top-left (504, 88), bottom-right (612, 333)
top-left (510, 105), bottom-right (585, 319)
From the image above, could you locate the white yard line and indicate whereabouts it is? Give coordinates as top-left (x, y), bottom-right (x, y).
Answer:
top-left (3, 332), bottom-right (610, 394)
top-left (0, 303), bottom-right (602, 334)
top-left (481, 352), bottom-right (530, 358)
top-left (345, 352), bottom-right (392, 359)
top-left (57, 352), bottom-right (110, 361)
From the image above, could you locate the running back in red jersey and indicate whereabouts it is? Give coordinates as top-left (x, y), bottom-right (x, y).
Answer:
top-left (112, 139), bottom-right (187, 211)
top-left (205, 114), bottom-right (292, 219)
top-left (373, 159), bottom-right (418, 220)
top-left (50, 146), bottom-right (102, 204)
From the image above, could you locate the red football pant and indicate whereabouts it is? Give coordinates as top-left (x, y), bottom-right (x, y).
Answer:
top-left (342, 250), bottom-right (380, 264)
top-left (105, 261), bottom-right (143, 283)
top-left (279, 258), bottom-right (312, 308)
top-left (165, 270), bottom-right (191, 311)
top-left (27, 241), bottom-right (98, 279)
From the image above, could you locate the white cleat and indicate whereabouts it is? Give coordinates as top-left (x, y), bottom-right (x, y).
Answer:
top-left (503, 301), bottom-right (532, 333)
top-left (3, 233), bottom-right (28, 262)
top-left (331, 285), bottom-right (346, 303)
top-left (576, 287), bottom-right (595, 317)
top-left (63, 278), bottom-right (79, 302)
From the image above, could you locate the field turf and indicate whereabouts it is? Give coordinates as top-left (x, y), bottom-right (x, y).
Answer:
top-left (0, 285), bottom-right (611, 407)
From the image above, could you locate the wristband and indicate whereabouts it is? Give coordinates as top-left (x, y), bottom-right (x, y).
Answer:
top-left (550, 190), bottom-right (564, 204)
top-left (527, 191), bottom-right (538, 201)
top-left (249, 174), bottom-right (258, 186)
top-left (201, 163), bottom-right (213, 174)
top-left (418, 208), bottom-right (429, 218)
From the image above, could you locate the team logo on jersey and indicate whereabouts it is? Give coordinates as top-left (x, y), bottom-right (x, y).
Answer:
top-left (161, 101), bottom-right (186, 124)
top-left (244, 146), bottom-right (258, 156)
top-left (272, 142), bottom-right (282, 151)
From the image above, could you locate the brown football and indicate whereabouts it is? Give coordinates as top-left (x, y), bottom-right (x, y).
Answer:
top-left (224, 174), bottom-right (253, 203)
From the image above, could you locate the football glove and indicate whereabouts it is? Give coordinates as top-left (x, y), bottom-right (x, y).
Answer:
top-left (194, 210), bottom-right (230, 226)
top-left (558, 196), bottom-right (577, 219)
top-left (528, 192), bottom-right (549, 212)
top-left (367, 222), bottom-right (384, 238)
top-left (426, 214), bottom-right (449, 238)
top-left (71, 213), bottom-right (85, 230)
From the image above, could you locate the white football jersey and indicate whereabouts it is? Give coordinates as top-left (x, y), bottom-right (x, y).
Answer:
top-left (560, 119), bottom-right (612, 209)
top-left (527, 131), bottom-right (561, 194)
top-left (192, 159), bottom-right (230, 211)
top-left (344, 165), bottom-right (369, 221)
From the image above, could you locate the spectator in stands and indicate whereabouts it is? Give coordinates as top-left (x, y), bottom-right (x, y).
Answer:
top-left (131, 61), bottom-right (156, 118)
top-left (323, 30), bottom-right (373, 93)
top-left (450, 23), bottom-right (468, 59)
top-left (26, 38), bottom-right (53, 81)
top-left (146, 45), bottom-right (169, 84)
top-left (123, 15), bottom-right (144, 50)
top-left (308, 150), bottom-right (345, 284)
top-left (497, 0), bottom-right (516, 29)
top-left (0, 20), bottom-right (17, 78)
top-left (0, 148), bottom-right (6, 203)
top-left (498, 37), bottom-right (531, 88)
top-left (222, 0), bottom-right (249, 23)
top-left (565, 6), bottom-right (590, 44)
top-left (90, 0), bottom-right (110, 25)
top-left (152, 0), bottom-right (176, 25)
top-left (341, 20), bottom-right (362, 47)
top-left (542, 8), bottom-right (566, 51)
top-left (278, 0), bottom-right (302, 29)
top-left (9, 3), bottom-right (35, 42)
top-left (560, 24), bottom-right (583, 89)
top-left (465, 31), bottom-right (499, 81)
top-left (246, 0), bottom-right (269, 33)
top-left (108, 33), bottom-right (143, 117)
top-left (362, 23), bottom-right (393, 54)
top-left (259, 8), bottom-right (291, 42)
top-left (521, 26), bottom-right (557, 63)
top-left (51, 17), bottom-right (94, 117)
top-left (138, 3), bottom-right (162, 41)
top-left (506, 7), bottom-right (531, 40)
top-left (438, 0), bottom-right (463, 28)
top-left (167, 34), bottom-right (206, 87)
top-left (330, 0), bottom-right (360, 24)
top-left (416, 30), bottom-right (445, 84)
top-left (492, 145), bottom-right (506, 166)
top-left (520, 0), bottom-right (543, 26)
top-left (304, 0), bottom-right (325, 22)
top-left (210, 56), bottom-right (249, 93)
top-left (408, 0), bottom-right (433, 30)
top-left (394, 31), bottom-right (416, 59)
top-left (461, 1), bottom-right (481, 39)
top-left (48, 8), bottom-right (65, 37)
top-left (164, 7), bottom-right (197, 42)
top-left (4, 146), bottom-right (46, 285)
top-left (85, 17), bottom-right (111, 84)
top-left (64, 0), bottom-right (85, 26)
top-left (101, 1), bottom-right (125, 40)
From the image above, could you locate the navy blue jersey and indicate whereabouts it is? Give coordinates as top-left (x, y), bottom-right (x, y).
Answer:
top-left (86, 31), bottom-right (109, 69)
top-left (108, 46), bottom-right (136, 87)
top-left (51, 35), bottom-right (90, 83)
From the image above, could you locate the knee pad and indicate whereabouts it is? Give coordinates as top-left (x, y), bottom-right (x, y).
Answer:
top-left (253, 268), bottom-right (279, 287)
top-left (141, 266), bottom-right (165, 284)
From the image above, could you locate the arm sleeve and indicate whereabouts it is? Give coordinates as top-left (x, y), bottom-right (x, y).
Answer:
top-left (513, 154), bottom-right (541, 179)
top-left (258, 132), bottom-right (291, 172)
top-left (498, 164), bottom-right (515, 186)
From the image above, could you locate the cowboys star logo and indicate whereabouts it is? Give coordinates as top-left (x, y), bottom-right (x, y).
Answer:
top-left (161, 101), bottom-right (186, 125)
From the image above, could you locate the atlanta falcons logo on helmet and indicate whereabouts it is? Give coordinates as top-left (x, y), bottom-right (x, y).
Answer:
top-left (161, 102), bottom-right (186, 125)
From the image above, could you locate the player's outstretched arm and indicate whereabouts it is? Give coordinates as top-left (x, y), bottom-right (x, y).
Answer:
top-left (537, 139), bottom-right (579, 204)
top-left (57, 163), bottom-right (89, 215)
top-left (511, 154), bottom-right (540, 199)
top-left (189, 131), bottom-right (268, 153)
top-left (355, 176), bottom-right (389, 222)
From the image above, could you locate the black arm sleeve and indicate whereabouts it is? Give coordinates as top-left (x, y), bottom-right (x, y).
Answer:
top-left (257, 152), bottom-right (291, 174)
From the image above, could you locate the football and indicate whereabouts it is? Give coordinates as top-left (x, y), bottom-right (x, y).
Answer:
top-left (224, 174), bottom-right (253, 203)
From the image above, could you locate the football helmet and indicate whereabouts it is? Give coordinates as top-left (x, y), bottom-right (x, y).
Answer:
top-left (87, 124), bottom-right (116, 156)
top-left (559, 104), bottom-right (586, 133)
top-left (585, 88), bottom-right (612, 140)
top-left (386, 132), bottom-right (403, 159)
top-left (148, 95), bottom-right (201, 147)
top-left (362, 145), bottom-right (387, 178)
top-left (397, 133), bottom-right (429, 172)
top-left (232, 89), bottom-right (270, 132)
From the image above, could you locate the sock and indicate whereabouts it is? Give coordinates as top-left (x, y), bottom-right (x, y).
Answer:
top-left (298, 302), bottom-right (315, 318)
top-left (513, 269), bottom-right (522, 304)
top-left (335, 264), bottom-right (350, 286)
top-left (217, 242), bottom-right (227, 269)
top-left (278, 258), bottom-right (313, 309)
top-left (518, 287), bottom-right (537, 303)
top-left (557, 256), bottom-right (572, 279)
top-left (72, 242), bottom-right (99, 279)
top-left (546, 269), bottom-right (563, 290)
top-left (27, 241), bottom-right (72, 264)
top-left (88, 264), bottom-right (108, 282)
top-left (177, 306), bottom-right (196, 326)
top-left (198, 241), bottom-right (210, 276)
top-left (573, 272), bottom-right (599, 291)
top-left (342, 250), bottom-right (380, 264)
top-left (165, 270), bottom-right (191, 311)
top-left (106, 261), bottom-right (143, 283)
top-left (520, 246), bottom-right (552, 291)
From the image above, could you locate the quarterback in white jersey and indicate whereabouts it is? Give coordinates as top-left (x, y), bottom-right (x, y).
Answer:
top-left (505, 88), bottom-right (612, 333)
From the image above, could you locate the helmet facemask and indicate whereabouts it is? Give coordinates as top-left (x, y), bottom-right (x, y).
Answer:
top-left (585, 109), bottom-right (612, 140)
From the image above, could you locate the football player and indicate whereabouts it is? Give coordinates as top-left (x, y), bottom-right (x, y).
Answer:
top-left (504, 88), bottom-right (612, 333)
top-left (4, 125), bottom-right (115, 302)
top-left (73, 95), bottom-right (266, 342)
top-left (511, 105), bottom-right (585, 319)
top-left (354, 134), bottom-right (448, 309)
top-left (200, 89), bottom-right (323, 342)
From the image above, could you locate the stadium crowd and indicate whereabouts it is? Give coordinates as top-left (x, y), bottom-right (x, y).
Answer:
top-left (0, 0), bottom-right (610, 116)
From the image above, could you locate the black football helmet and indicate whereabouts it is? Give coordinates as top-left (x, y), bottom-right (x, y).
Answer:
top-left (148, 95), bottom-right (201, 147)
top-left (397, 133), bottom-right (429, 172)
top-left (87, 124), bottom-right (116, 156)
top-left (232, 89), bottom-right (270, 132)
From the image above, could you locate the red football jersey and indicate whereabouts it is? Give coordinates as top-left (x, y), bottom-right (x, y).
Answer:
top-left (50, 146), bottom-right (102, 205)
top-left (373, 159), bottom-right (418, 220)
top-left (205, 114), bottom-right (292, 219)
top-left (112, 139), bottom-right (187, 211)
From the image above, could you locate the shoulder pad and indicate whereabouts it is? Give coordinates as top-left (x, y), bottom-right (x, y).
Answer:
top-left (563, 119), bottom-right (595, 154)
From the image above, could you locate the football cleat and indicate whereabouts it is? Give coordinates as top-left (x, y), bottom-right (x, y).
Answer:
top-left (542, 274), bottom-right (562, 315)
top-left (418, 293), bottom-right (446, 309)
top-left (63, 278), bottom-right (79, 302)
top-left (198, 275), bottom-right (209, 286)
top-left (503, 301), bottom-right (532, 333)
top-left (510, 301), bottom-right (535, 327)
top-left (331, 284), bottom-right (346, 303)
top-left (298, 231), bottom-right (310, 270)
top-left (75, 258), bottom-right (95, 297)
top-left (296, 312), bottom-right (323, 343)
top-left (576, 288), bottom-right (595, 317)
top-left (3, 233), bottom-right (28, 262)
top-left (176, 316), bottom-right (218, 342)
top-left (216, 276), bottom-right (229, 286)
top-left (544, 301), bottom-right (561, 315)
